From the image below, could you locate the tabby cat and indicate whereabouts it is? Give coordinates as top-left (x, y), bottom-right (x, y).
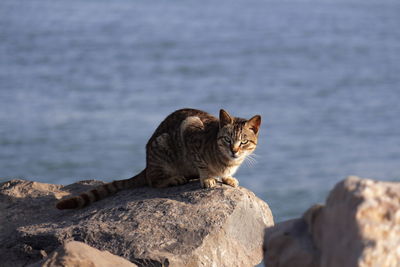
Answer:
top-left (56, 108), bottom-right (261, 209)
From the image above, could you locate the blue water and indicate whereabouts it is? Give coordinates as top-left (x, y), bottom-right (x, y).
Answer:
top-left (1, 0), bottom-right (399, 222)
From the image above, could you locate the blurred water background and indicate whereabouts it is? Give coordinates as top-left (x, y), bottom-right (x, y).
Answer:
top-left (1, 0), bottom-right (399, 222)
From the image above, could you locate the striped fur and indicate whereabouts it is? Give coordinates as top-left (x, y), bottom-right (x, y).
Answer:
top-left (56, 108), bottom-right (261, 210)
top-left (56, 170), bottom-right (146, 209)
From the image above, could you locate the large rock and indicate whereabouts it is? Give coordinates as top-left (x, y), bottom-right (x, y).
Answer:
top-left (29, 241), bottom-right (137, 267)
top-left (263, 176), bottom-right (400, 267)
top-left (0, 178), bottom-right (273, 267)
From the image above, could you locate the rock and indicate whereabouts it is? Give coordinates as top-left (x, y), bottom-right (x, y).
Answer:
top-left (263, 217), bottom-right (319, 267)
top-left (0, 178), bottom-right (273, 267)
top-left (28, 241), bottom-right (137, 267)
top-left (263, 176), bottom-right (400, 267)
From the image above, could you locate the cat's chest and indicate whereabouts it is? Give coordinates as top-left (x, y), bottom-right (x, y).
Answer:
top-left (209, 163), bottom-right (240, 177)
top-left (224, 165), bottom-right (239, 176)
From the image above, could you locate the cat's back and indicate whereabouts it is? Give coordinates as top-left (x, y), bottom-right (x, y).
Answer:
top-left (147, 109), bottom-right (217, 144)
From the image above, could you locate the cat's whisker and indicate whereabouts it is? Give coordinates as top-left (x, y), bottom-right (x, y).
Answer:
top-left (245, 160), bottom-right (254, 168)
top-left (248, 153), bottom-right (259, 159)
top-left (247, 153), bottom-right (258, 161)
top-left (244, 154), bottom-right (257, 168)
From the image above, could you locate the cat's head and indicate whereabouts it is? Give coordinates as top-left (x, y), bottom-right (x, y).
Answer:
top-left (217, 109), bottom-right (261, 161)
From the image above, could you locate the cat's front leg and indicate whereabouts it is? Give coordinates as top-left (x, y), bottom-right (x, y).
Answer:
top-left (198, 169), bottom-right (218, 188)
top-left (222, 176), bottom-right (239, 188)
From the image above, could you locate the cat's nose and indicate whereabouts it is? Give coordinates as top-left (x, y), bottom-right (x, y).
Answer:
top-left (231, 145), bottom-right (240, 157)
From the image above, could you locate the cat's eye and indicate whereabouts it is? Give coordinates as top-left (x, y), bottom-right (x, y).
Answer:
top-left (241, 139), bottom-right (249, 145)
top-left (224, 136), bottom-right (231, 143)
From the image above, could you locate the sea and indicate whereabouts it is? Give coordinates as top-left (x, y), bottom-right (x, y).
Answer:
top-left (1, 0), bottom-right (399, 224)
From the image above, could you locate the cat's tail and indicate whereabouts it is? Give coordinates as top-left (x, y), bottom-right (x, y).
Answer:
top-left (56, 169), bottom-right (147, 210)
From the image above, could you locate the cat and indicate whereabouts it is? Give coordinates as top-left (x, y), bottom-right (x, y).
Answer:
top-left (56, 108), bottom-right (261, 209)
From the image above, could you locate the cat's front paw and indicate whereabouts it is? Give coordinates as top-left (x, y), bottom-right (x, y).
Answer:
top-left (202, 178), bottom-right (217, 188)
top-left (222, 177), bottom-right (239, 187)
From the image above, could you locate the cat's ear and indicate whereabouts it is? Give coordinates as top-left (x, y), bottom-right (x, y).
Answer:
top-left (246, 115), bottom-right (261, 135)
top-left (219, 109), bottom-right (233, 128)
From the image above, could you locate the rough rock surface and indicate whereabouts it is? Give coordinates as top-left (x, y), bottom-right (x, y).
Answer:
top-left (263, 176), bottom-right (400, 267)
top-left (0, 178), bottom-right (273, 267)
top-left (28, 241), bottom-right (137, 267)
